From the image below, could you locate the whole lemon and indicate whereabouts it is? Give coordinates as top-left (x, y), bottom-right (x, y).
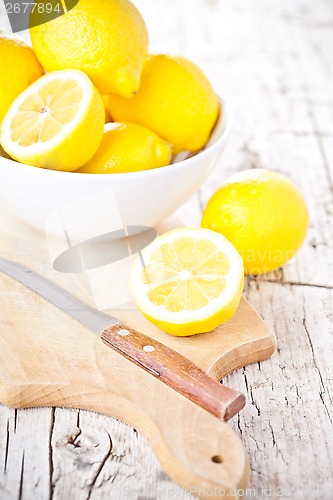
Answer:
top-left (0, 34), bottom-right (43, 123)
top-left (201, 169), bottom-right (309, 275)
top-left (30, 0), bottom-right (148, 97)
top-left (78, 122), bottom-right (172, 174)
top-left (102, 96), bottom-right (112, 124)
top-left (107, 54), bottom-right (219, 153)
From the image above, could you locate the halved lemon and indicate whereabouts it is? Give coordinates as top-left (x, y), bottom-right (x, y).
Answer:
top-left (129, 228), bottom-right (244, 336)
top-left (0, 69), bottom-right (105, 171)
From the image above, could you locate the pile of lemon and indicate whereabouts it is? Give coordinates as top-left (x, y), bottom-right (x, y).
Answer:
top-left (0, 0), bottom-right (309, 336)
top-left (0, 0), bottom-right (219, 173)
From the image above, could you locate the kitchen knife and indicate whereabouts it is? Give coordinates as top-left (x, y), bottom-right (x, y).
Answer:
top-left (0, 257), bottom-right (245, 421)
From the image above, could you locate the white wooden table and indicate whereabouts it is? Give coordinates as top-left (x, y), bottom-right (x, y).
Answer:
top-left (1, 0), bottom-right (333, 498)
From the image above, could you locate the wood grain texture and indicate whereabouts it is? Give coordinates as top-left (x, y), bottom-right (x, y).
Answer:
top-left (1, 0), bottom-right (333, 498)
top-left (0, 204), bottom-right (274, 498)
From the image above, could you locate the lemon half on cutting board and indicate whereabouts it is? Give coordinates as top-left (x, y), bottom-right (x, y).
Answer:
top-left (0, 69), bottom-right (105, 171)
top-left (129, 228), bottom-right (244, 336)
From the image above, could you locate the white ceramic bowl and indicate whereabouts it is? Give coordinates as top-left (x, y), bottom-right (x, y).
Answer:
top-left (0, 97), bottom-right (232, 239)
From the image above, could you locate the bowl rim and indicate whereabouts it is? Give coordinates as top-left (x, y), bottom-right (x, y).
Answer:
top-left (0, 95), bottom-right (233, 180)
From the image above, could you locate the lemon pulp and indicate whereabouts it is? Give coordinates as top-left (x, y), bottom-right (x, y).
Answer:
top-left (10, 79), bottom-right (83, 146)
top-left (145, 238), bottom-right (229, 311)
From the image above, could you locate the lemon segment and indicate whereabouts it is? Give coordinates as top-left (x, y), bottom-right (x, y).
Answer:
top-left (0, 34), bottom-right (43, 123)
top-left (129, 228), bottom-right (244, 336)
top-left (0, 70), bottom-right (105, 171)
top-left (78, 122), bottom-right (172, 174)
top-left (201, 169), bottom-right (309, 275)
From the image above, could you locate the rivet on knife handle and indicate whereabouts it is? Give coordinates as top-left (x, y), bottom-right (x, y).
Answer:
top-left (101, 324), bottom-right (246, 421)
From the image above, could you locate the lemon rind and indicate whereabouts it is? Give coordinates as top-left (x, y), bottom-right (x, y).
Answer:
top-left (129, 227), bottom-right (244, 325)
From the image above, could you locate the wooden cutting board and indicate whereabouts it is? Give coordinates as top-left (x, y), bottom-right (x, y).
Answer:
top-left (0, 205), bottom-right (276, 499)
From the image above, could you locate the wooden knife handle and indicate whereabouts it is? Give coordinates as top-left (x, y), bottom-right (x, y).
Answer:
top-left (101, 323), bottom-right (246, 421)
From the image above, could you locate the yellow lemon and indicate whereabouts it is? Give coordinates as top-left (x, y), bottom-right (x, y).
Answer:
top-left (30, 0), bottom-right (148, 97)
top-left (102, 96), bottom-right (112, 124)
top-left (107, 54), bottom-right (219, 154)
top-left (0, 34), bottom-right (43, 123)
top-left (0, 70), bottom-right (105, 172)
top-left (78, 122), bottom-right (172, 174)
top-left (201, 169), bottom-right (309, 275)
top-left (129, 228), bottom-right (244, 336)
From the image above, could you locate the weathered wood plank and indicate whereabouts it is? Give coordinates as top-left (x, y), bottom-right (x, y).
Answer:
top-left (0, 406), bottom-right (53, 499)
top-left (50, 408), bottom-right (191, 500)
top-left (232, 280), bottom-right (333, 499)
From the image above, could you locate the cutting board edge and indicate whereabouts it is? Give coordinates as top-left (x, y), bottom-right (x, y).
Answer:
top-left (209, 329), bottom-right (277, 380)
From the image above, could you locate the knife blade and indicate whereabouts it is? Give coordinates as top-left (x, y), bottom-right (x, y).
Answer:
top-left (0, 257), bottom-right (245, 421)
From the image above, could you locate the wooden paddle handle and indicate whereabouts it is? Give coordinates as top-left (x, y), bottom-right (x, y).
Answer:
top-left (101, 323), bottom-right (246, 421)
